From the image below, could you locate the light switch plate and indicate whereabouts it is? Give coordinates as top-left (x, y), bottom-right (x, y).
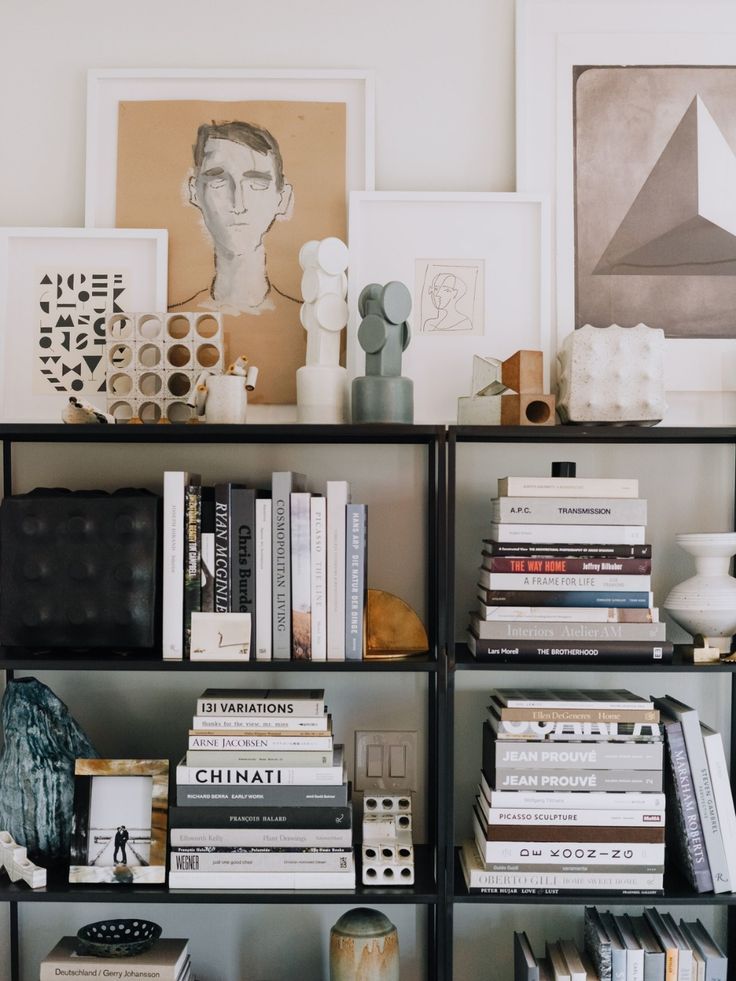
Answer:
top-left (354, 730), bottom-right (418, 792)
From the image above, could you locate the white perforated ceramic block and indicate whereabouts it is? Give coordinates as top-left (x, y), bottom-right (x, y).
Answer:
top-left (0, 831), bottom-right (46, 889)
top-left (556, 323), bottom-right (666, 425)
top-left (361, 832), bottom-right (414, 886)
top-left (363, 793), bottom-right (413, 816)
top-left (106, 312), bottom-right (223, 423)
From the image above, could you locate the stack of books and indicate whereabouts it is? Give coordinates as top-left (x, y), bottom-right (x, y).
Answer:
top-left (460, 687), bottom-right (666, 896)
top-left (40, 937), bottom-right (191, 981)
top-left (515, 907), bottom-right (728, 980)
top-left (168, 687), bottom-right (355, 889)
top-left (163, 471), bottom-right (367, 662)
top-left (467, 472), bottom-right (673, 665)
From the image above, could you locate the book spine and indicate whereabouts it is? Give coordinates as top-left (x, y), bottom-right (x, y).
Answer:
top-left (213, 483), bottom-right (230, 614)
top-left (176, 762), bottom-right (344, 785)
top-left (491, 497), bottom-right (647, 525)
top-left (498, 477), bottom-right (639, 497)
top-left (469, 635), bottom-right (672, 664)
top-left (187, 734), bottom-right (333, 750)
top-left (170, 849), bottom-right (353, 873)
top-left (492, 740), bottom-right (663, 769)
top-left (195, 696), bottom-right (324, 716)
top-left (230, 487), bottom-right (256, 650)
top-left (167, 869), bottom-right (355, 889)
top-left (465, 884), bottom-right (663, 896)
top-left (483, 541), bottom-right (652, 558)
top-left (663, 720), bottom-right (713, 892)
top-left (483, 789), bottom-right (666, 810)
top-left (489, 718), bottom-right (662, 741)
top-left (185, 748), bottom-right (334, 767)
top-left (477, 587), bottom-right (653, 608)
top-left (471, 617), bottom-right (666, 641)
top-left (272, 472), bottom-right (303, 659)
top-left (255, 498), bottom-right (272, 660)
top-left (170, 827), bottom-right (353, 848)
top-left (478, 824), bottom-right (664, 844)
top-left (310, 496), bottom-right (327, 661)
top-left (482, 808), bottom-right (664, 827)
top-left (475, 838), bottom-right (665, 866)
top-left (497, 707), bottom-right (660, 723)
top-left (477, 603), bottom-right (656, 623)
top-left (162, 471), bottom-right (187, 661)
top-left (490, 769), bottom-right (663, 791)
top-left (345, 504), bottom-right (367, 660)
top-left (183, 481), bottom-right (201, 659)
top-left (489, 523), bottom-right (646, 545)
top-left (40, 968), bottom-right (183, 981)
top-left (326, 480), bottom-right (350, 661)
top-left (201, 532), bottom-right (215, 613)
top-left (479, 572), bottom-right (651, 591)
top-left (191, 715), bottom-right (329, 731)
top-left (175, 784), bottom-right (349, 807)
top-left (484, 556), bottom-right (652, 574)
top-left (168, 804), bottom-right (352, 829)
top-left (290, 491), bottom-right (312, 660)
top-left (700, 727), bottom-right (736, 890)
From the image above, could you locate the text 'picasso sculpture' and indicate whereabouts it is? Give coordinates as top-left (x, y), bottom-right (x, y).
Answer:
top-left (351, 282), bottom-right (414, 424)
top-left (296, 237), bottom-right (349, 423)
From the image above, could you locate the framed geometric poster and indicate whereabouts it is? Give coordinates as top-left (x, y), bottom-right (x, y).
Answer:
top-left (516, 0), bottom-right (736, 423)
top-left (347, 192), bottom-right (550, 424)
top-left (0, 228), bottom-right (167, 422)
top-left (85, 69), bottom-right (375, 406)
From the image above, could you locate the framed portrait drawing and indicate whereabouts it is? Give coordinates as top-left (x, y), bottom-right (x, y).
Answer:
top-left (85, 69), bottom-right (375, 408)
top-left (516, 0), bottom-right (736, 423)
top-left (0, 228), bottom-right (167, 422)
top-left (347, 192), bottom-right (550, 424)
top-left (69, 759), bottom-right (169, 885)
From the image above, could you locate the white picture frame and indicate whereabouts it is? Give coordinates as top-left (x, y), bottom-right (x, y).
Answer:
top-left (516, 0), bottom-right (736, 424)
top-left (85, 68), bottom-right (375, 227)
top-left (0, 227), bottom-right (168, 422)
top-left (347, 192), bottom-right (551, 424)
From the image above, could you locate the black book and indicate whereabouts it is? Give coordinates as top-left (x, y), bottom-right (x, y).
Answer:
top-left (168, 804), bottom-right (352, 830)
top-left (183, 479), bottom-right (202, 659)
top-left (468, 632), bottom-right (673, 665)
top-left (482, 542), bottom-right (652, 559)
top-left (213, 482), bottom-right (230, 613)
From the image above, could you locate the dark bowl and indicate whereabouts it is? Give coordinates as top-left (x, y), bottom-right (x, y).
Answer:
top-left (76, 919), bottom-right (162, 957)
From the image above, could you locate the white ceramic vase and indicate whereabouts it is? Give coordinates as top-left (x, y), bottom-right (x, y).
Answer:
top-left (664, 533), bottom-right (736, 652)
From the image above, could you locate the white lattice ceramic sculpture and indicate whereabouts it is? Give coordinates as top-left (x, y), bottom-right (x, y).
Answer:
top-left (361, 793), bottom-right (415, 886)
top-left (0, 831), bottom-right (46, 888)
top-left (556, 323), bottom-right (666, 425)
top-left (105, 312), bottom-right (224, 423)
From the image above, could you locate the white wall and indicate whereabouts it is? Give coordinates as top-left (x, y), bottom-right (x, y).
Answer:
top-left (0, 1), bottom-right (731, 979)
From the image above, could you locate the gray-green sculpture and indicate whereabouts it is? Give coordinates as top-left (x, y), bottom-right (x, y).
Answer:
top-left (351, 282), bottom-right (414, 424)
top-left (0, 678), bottom-right (98, 862)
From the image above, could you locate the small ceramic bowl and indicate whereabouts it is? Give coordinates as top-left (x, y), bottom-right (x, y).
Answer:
top-left (76, 919), bottom-right (162, 957)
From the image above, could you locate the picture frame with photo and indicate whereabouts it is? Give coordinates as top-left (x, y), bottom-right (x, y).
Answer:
top-left (85, 69), bottom-right (375, 408)
top-left (69, 759), bottom-right (169, 885)
top-left (0, 227), bottom-right (167, 422)
top-left (347, 192), bottom-right (550, 423)
top-left (516, 0), bottom-right (736, 423)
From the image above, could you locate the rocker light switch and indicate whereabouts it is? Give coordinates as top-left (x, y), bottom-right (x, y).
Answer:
top-left (355, 730), bottom-right (418, 791)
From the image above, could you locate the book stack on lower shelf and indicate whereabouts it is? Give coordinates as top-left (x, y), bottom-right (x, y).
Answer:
top-left (468, 472), bottom-right (673, 665)
top-left (515, 906), bottom-right (728, 981)
top-left (460, 688), bottom-right (666, 895)
top-left (40, 937), bottom-right (191, 981)
top-left (169, 687), bottom-right (355, 889)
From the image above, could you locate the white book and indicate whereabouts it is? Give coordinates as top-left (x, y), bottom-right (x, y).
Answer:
top-left (479, 771), bottom-right (666, 810)
top-left (700, 722), bottom-right (736, 893)
top-left (290, 491), bottom-right (312, 660)
top-left (498, 476), bottom-right (639, 498)
top-left (168, 868), bottom-right (355, 889)
top-left (326, 480), bottom-right (350, 660)
top-left (477, 603), bottom-right (659, 623)
top-left (310, 496), bottom-right (327, 661)
top-left (170, 827), bottom-right (353, 848)
top-left (255, 498), bottom-right (272, 660)
top-left (191, 715), bottom-right (330, 732)
top-left (490, 523), bottom-right (646, 545)
top-left (479, 572), bottom-right (651, 592)
top-left (478, 802), bottom-right (665, 828)
top-left (473, 821), bottom-right (665, 866)
top-left (170, 849), bottom-right (353, 873)
top-left (163, 471), bottom-right (190, 661)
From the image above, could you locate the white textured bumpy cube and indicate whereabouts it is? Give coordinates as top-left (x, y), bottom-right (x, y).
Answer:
top-left (0, 831), bottom-right (46, 888)
top-left (105, 312), bottom-right (224, 423)
top-left (361, 793), bottom-right (415, 886)
top-left (556, 323), bottom-right (666, 425)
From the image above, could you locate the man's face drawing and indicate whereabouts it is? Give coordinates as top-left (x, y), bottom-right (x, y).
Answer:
top-left (189, 138), bottom-right (293, 257)
top-left (429, 276), bottom-right (457, 311)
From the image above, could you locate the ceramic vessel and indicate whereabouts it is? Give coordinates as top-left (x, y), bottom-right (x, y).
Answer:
top-left (205, 375), bottom-right (249, 424)
top-left (330, 907), bottom-right (399, 981)
top-left (664, 533), bottom-right (736, 652)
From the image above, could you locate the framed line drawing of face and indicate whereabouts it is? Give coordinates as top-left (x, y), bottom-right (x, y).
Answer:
top-left (0, 228), bottom-right (167, 422)
top-left (85, 69), bottom-right (374, 408)
top-left (516, 0), bottom-right (736, 423)
top-left (69, 759), bottom-right (168, 885)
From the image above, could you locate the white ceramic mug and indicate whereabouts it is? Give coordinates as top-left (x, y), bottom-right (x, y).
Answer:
top-left (205, 375), bottom-right (248, 424)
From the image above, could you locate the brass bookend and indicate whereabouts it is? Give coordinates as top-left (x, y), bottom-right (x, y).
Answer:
top-left (364, 588), bottom-right (429, 660)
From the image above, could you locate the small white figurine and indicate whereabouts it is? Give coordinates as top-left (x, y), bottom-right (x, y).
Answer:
top-left (190, 356), bottom-right (258, 424)
top-left (296, 237), bottom-right (349, 423)
top-left (0, 831), bottom-right (46, 889)
top-left (61, 396), bottom-right (114, 425)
